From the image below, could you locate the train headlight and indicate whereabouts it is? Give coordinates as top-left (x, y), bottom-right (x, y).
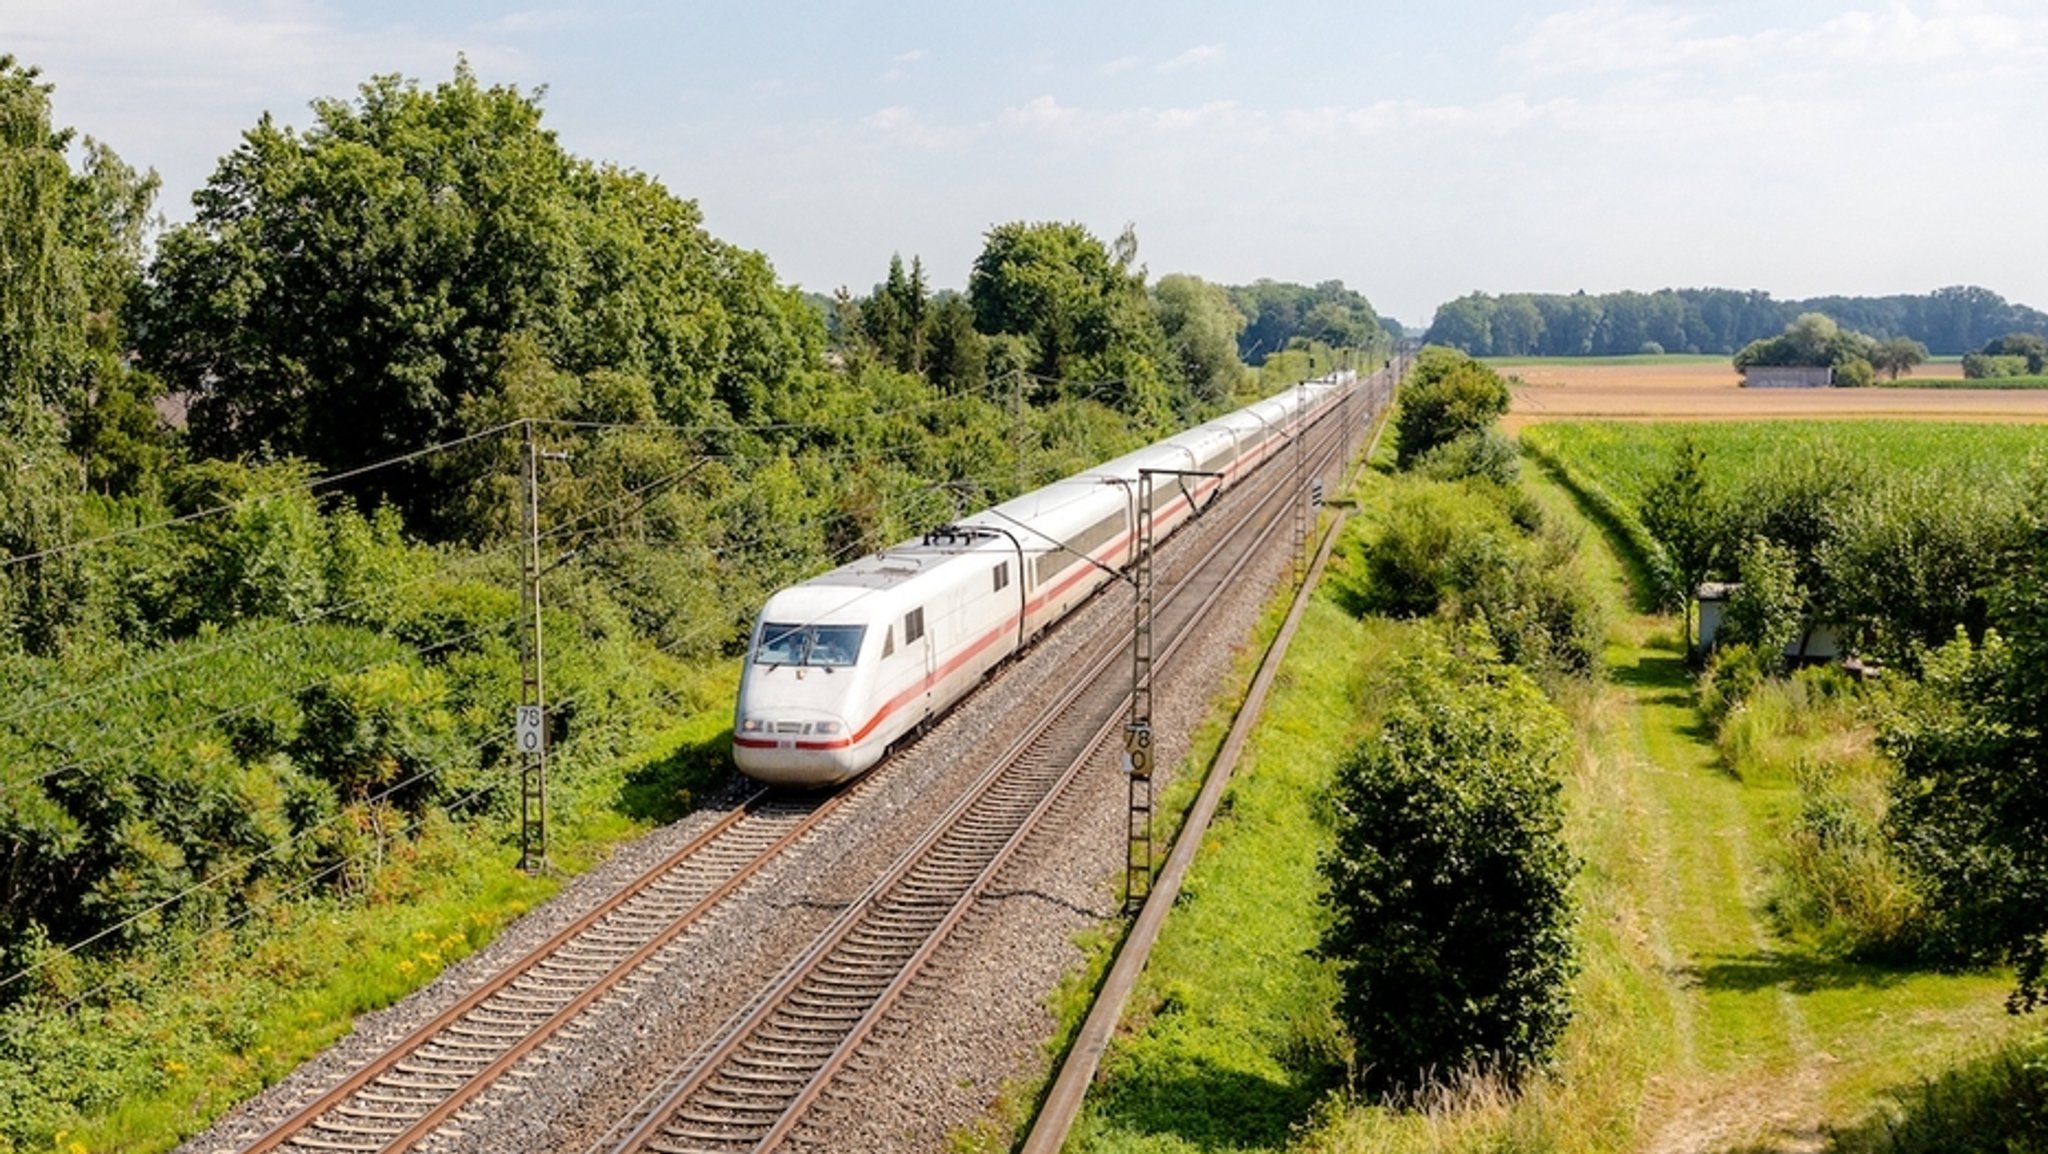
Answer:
top-left (813, 720), bottom-right (844, 736)
top-left (740, 717), bottom-right (765, 734)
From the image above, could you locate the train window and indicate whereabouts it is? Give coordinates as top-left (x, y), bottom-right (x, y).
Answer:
top-left (754, 623), bottom-right (807, 666)
top-left (904, 607), bottom-right (925, 644)
top-left (808, 625), bottom-right (865, 667)
top-left (753, 623), bottom-right (866, 667)
top-left (993, 562), bottom-right (1009, 593)
top-left (882, 627), bottom-right (895, 658)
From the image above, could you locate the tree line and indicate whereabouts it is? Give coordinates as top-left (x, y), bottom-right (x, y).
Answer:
top-left (1425, 285), bottom-right (2048, 358)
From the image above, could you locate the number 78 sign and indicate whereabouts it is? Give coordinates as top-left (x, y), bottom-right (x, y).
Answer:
top-left (515, 706), bottom-right (545, 754)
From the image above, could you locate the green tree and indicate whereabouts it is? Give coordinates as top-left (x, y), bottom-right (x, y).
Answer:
top-left (1871, 336), bottom-right (1929, 381)
top-left (1822, 473), bottom-right (2025, 670)
top-left (1319, 632), bottom-right (1579, 1094)
top-left (141, 62), bottom-right (824, 532)
top-left (966, 221), bottom-right (1170, 414)
top-left (0, 56), bottom-right (161, 653)
top-left (1152, 273), bottom-right (1247, 406)
top-left (1733, 311), bottom-right (1878, 379)
top-left (1641, 434), bottom-right (1724, 637)
top-left (1720, 536), bottom-right (1803, 660)
top-left (1391, 347), bottom-right (1511, 468)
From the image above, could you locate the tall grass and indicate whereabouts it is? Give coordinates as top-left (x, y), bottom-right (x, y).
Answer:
top-left (1707, 665), bottom-right (1928, 958)
top-left (1832, 1030), bottom-right (2048, 1154)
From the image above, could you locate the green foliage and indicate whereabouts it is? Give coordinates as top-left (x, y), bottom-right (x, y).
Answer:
top-left (1318, 631), bottom-right (1579, 1095)
top-left (1638, 434), bottom-right (1722, 619)
top-left (1823, 471), bottom-right (2026, 669)
top-left (1720, 536), bottom-right (1803, 659)
top-left (967, 221), bottom-right (1170, 415)
top-left (1412, 429), bottom-right (1520, 488)
top-left (1963, 352), bottom-right (2033, 380)
top-left (1527, 420), bottom-right (2044, 670)
top-left (141, 62), bottom-right (827, 530)
top-left (1967, 332), bottom-right (2048, 377)
top-left (1429, 285), bottom-right (2048, 358)
top-left (1831, 1029), bottom-right (2048, 1154)
top-left (1335, 475), bottom-right (1599, 680)
top-left (1152, 273), bottom-right (1249, 407)
top-left (1883, 621), bottom-right (2048, 1010)
top-left (1392, 347), bottom-right (1511, 468)
top-left (1871, 336), bottom-right (1930, 381)
top-left (1733, 311), bottom-right (1879, 373)
top-left (1696, 641), bottom-right (1769, 726)
top-left (1230, 278), bottom-right (1393, 366)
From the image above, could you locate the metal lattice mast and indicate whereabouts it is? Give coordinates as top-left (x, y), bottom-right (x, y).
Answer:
top-left (518, 420), bottom-right (550, 875)
top-left (1124, 471), bottom-right (1157, 913)
top-left (1292, 380), bottom-right (1308, 586)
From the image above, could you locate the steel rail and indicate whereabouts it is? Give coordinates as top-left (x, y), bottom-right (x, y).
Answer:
top-left (240, 786), bottom-right (855, 1153)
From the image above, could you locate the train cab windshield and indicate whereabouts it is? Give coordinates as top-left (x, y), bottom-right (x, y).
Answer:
top-left (754, 623), bottom-right (866, 668)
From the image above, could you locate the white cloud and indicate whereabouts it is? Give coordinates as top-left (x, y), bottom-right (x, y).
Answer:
top-left (1502, 1), bottom-right (1742, 77)
top-left (863, 105), bottom-right (967, 149)
top-left (1098, 55), bottom-right (1143, 76)
top-left (893, 48), bottom-right (929, 64)
top-left (1157, 43), bottom-right (1225, 72)
top-left (1505, 0), bottom-right (2048, 78)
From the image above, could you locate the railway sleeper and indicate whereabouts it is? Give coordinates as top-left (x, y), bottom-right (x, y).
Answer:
top-left (389, 1063), bottom-right (468, 1084)
top-left (284, 1134), bottom-right (395, 1153)
top-left (712, 1064), bottom-right (815, 1086)
top-left (422, 1033), bottom-right (514, 1053)
top-left (444, 1021), bottom-right (532, 1041)
top-left (653, 1124), bottom-right (767, 1150)
top-left (783, 995), bottom-right (869, 1018)
top-left (690, 1093), bottom-right (790, 1116)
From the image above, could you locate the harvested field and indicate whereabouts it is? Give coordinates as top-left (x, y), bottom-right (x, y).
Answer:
top-left (1498, 358), bottom-right (2048, 431)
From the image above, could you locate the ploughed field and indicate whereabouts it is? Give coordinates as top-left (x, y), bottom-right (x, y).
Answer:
top-left (1495, 357), bottom-right (2048, 430)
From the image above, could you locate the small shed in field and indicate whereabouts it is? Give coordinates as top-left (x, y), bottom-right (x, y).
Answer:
top-left (1740, 365), bottom-right (1833, 388)
top-left (1694, 582), bottom-right (1845, 663)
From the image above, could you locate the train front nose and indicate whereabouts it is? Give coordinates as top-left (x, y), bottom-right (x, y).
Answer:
top-left (733, 709), bottom-right (864, 786)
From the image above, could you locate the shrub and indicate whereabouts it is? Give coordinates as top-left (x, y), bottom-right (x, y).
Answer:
top-left (1721, 537), bottom-right (1803, 659)
top-left (1338, 479), bottom-right (1519, 619)
top-left (1697, 642), bottom-right (1769, 726)
top-left (1318, 634), bottom-right (1578, 1096)
top-left (1413, 428), bottom-right (1520, 487)
top-left (1392, 348), bottom-right (1511, 469)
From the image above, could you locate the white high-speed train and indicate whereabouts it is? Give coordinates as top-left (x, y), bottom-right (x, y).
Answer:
top-left (733, 373), bottom-right (1353, 786)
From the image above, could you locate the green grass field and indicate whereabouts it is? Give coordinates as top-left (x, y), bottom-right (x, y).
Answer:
top-left (1521, 421), bottom-right (2048, 512)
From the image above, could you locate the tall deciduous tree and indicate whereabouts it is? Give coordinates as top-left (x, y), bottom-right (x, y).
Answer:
top-left (1641, 434), bottom-right (1724, 633)
top-left (1152, 273), bottom-right (1246, 406)
top-left (0, 56), bottom-right (160, 653)
top-left (966, 220), bottom-right (1170, 414)
top-left (142, 62), bottom-right (824, 531)
top-left (1391, 347), bottom-right (1511, 468)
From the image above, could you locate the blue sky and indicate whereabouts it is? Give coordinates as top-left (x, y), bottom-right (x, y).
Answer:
top-left (6, 0), bottom-right (2043, 327)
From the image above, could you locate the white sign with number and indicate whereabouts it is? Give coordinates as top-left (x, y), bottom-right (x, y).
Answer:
top-left (516, 705), bottom-right (545, 754)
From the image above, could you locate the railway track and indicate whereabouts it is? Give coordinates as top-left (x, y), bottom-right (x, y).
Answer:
top-left (226, 374), bottom-right (1383, 1154)
top-left (234, 792), bottom-right (848, 1153)
top-left (594, 385), bottom-right (1369, 1154)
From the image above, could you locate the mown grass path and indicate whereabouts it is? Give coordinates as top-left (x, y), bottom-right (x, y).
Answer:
top-left (1527, 467), bottom-right (2028, 1154)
